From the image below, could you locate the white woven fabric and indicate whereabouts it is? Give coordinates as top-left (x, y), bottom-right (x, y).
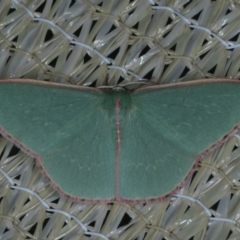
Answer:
top-left (0, 0), bottom-right (240, 239)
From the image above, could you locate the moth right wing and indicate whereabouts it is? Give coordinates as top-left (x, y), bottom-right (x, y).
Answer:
top-left (0, 80), bottom-right (115, 200)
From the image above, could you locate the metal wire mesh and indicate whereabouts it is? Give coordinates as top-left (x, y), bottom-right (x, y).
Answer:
top-left (0, 0), bottom-right (240, 239)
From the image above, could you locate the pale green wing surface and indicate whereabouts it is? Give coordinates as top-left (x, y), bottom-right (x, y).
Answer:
top-left (119, 82), bottom-right (240, 200)
top-left (0, 81), bottom-right (115, 200)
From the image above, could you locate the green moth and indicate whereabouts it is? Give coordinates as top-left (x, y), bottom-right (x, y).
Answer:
top-left (0, 79), bottom-right (239, 203)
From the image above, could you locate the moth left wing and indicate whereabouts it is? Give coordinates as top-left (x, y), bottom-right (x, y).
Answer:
top-left (119, 80), bottom-right (240, 201)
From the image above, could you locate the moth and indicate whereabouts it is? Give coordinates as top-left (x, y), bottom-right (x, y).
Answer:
top-left (0, 79), bottom-right (239, 203)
